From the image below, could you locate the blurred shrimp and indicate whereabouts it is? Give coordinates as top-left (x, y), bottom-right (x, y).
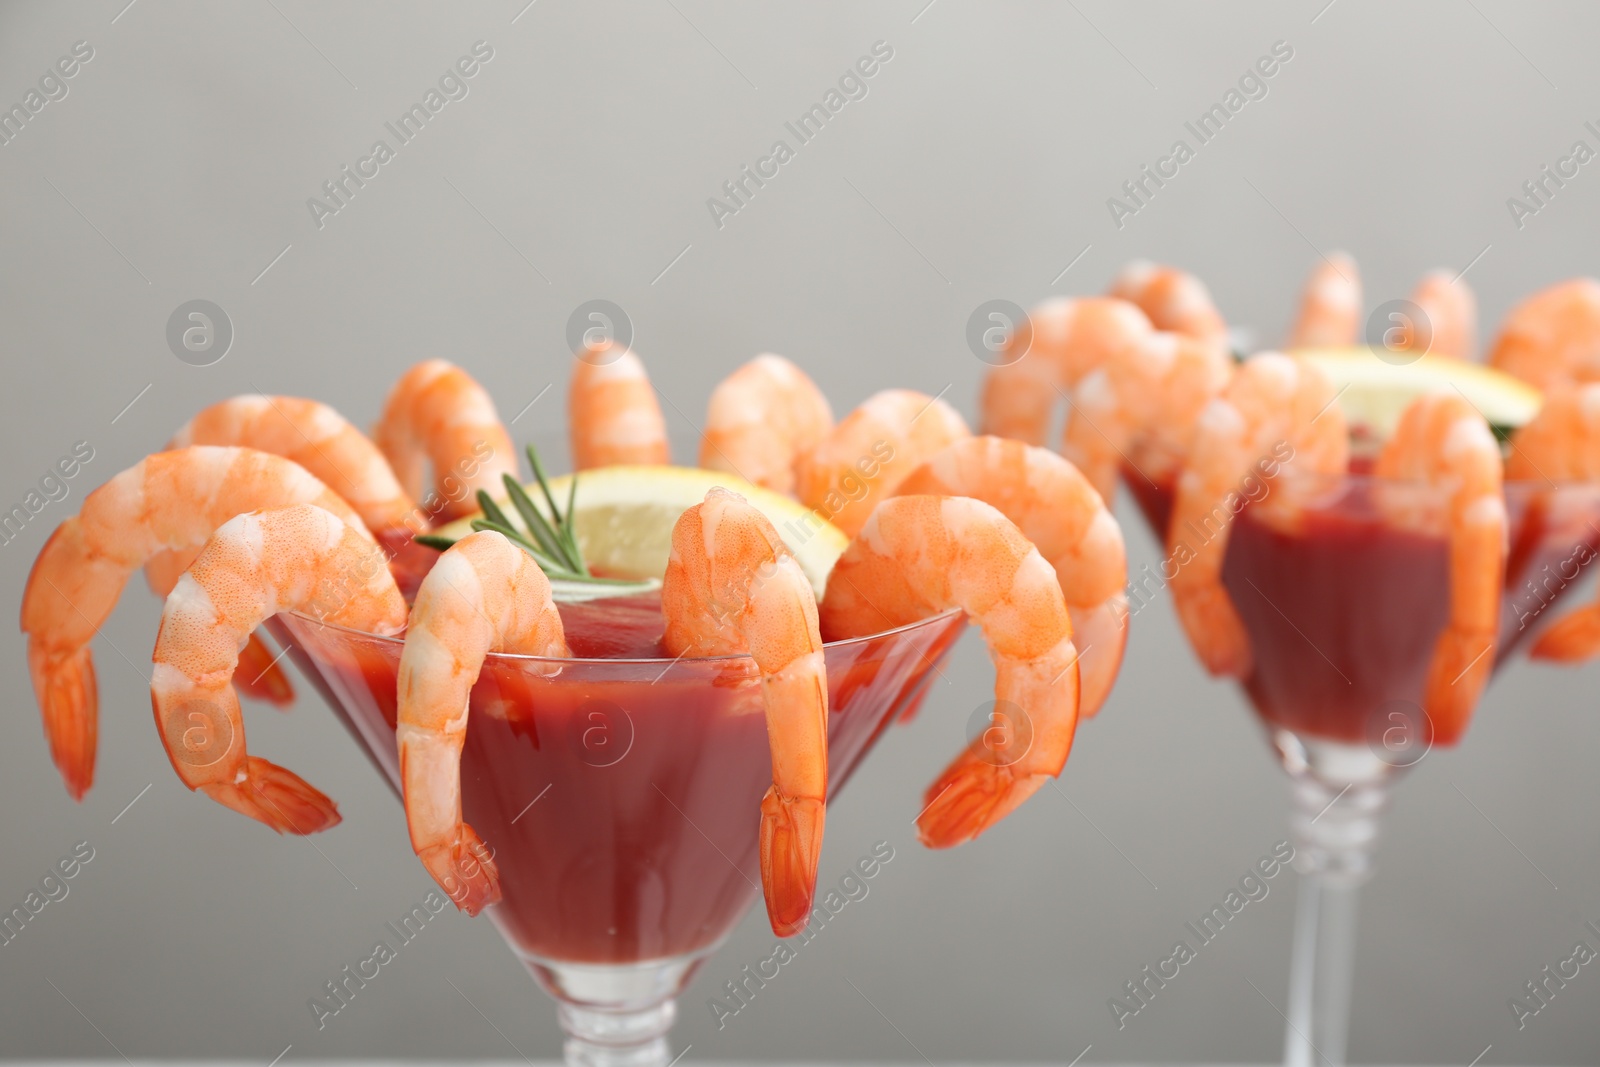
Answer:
top-left (1286, 252), bottom-right (1362, 348)
top-left (1373, 394), bottom-right (1505, 742)
top-left (700, 354), bottom-right (833, 494)
top-left (398, 531), bottom-right (568, 914)
top-left (662, 489), bottom-right (828, 937)
top-left (21, 448), bottom-right (369, 800)
top-left (1168, 354), bottom-right (1350, 677)
top-left (1488, 278), bottom-right (1600, 392)
top-left (1507, 385), bottom-right (1600, 660)
top-left (979, 297), bottom-right (1152, 445)
top-left (375, 360), bottom-right (517, 523)
top-left (1405, 269), bottom-right (1477, 361)
top-left (1109, 261), bottom-right (1229, 353)
top-left (794, 389), bottom-right (970, 537)
top-left (152, 505), bottom-right (405, 831)
top-left (819, 495), bottom-right (1079, 849)
top-left (895, 436), bottom-right (1127, 716)
top-left (570, 346), bottom-right (670, 469)
top-left (1063, 330), bottom-right (1233, 502)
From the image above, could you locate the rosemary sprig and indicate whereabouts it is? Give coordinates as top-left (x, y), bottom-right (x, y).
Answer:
top-left (412, 445), bottom-right (658, 597)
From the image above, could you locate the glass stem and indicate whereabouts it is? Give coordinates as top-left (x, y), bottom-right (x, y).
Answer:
top-left (558, 999), bottom-right (677, 1067)
top-left (1281, 774), bottom-right (1388, 1067)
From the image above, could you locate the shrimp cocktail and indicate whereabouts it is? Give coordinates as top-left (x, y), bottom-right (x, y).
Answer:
top-left (980, 257), bottom-right (1600, 1066)
top-left (20, 347), bottom-right (1131, 1066)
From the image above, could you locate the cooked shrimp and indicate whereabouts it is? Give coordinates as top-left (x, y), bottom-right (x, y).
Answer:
top-left (570, 346), bottom-right (670, 469)
top-left (1062, 329), bottom-right (1233, 502)
top-left (979, 297), bottom-right (1152, 445)
top-left (397, 531), bottom-right (568, 915)
top-left (1373, 394), bottom-right (1505, 742)
top-left (895, 436), bottom-right (1127, 717)
top-left (794, 389), bottom-right (970, 537)
top-left (1109, 261), bottom-right (1229, 353)
top-left (819, 495), bottom-right (1079, 849)
top-left (1286, 252), bottom-right (1362, 348)
top-left (152, 504), bottom-right (405, 831)
top-left (1168, 354), bottom-right (1350, 677)
top-left (1406, 270), bottom-right (1477, 361)
top-left (375, 360), bottom-right (517, 523)
top-left (21, 448), bottom-right (369, 800)
top-left (1506, 384), bottom-right (1600, 660)
top-left (1489, 278), bottom-right (1600, 392)
top-left (700, 354), bottom-right (833, 494)
top-left (661, 489), bottom-right (827, 936)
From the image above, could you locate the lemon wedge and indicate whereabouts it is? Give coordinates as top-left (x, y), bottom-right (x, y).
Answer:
top-left (1295, 346), bottom-right (1542, 441)
top-left (434, 465), bottom-right (848, 600)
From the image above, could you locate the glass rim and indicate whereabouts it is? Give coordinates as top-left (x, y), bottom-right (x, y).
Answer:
top-left (281, 604), bottom-right (965, 666)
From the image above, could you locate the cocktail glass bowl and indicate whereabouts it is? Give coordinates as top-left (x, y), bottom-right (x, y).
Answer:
top-left (269, 607), bottom-right (964, 1067)
top-left (1127, 468), bottom-right (1600, 1066)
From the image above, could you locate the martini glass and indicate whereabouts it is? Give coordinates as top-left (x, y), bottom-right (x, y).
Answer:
top-left (267, 596), bottom-right (963, 1067)
top-left (1125, 466), bottom-right (1600, 1066)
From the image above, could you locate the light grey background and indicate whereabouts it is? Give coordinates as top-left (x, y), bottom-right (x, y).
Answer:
top-left (1, 0), bottom-right (1598, 1062)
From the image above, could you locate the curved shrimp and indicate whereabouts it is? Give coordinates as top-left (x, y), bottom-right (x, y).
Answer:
top-left (1489, 278), bottom-right (1600, 392)
top-left (1405, 269), bottom-right (1477, 361)
top-left (397, 531), bottom-right (568, 915)
top-left (152, 504), bottom-right (405, 831)
top-left (794, 389), bottom-right (970, 537)
top-left (979, 297), bottom-right (1152, 445)
top-left (570, 346), bottom-right (670, 470)
top-left (662, 488), bottom-right (827, 936)
top-left (1063, 329), bottom-right (1233, 502)
top-left (1286, 252), bottom-right (1362, 349)
top-left (700, 354), bottom-right (833, 494)
top-left (21, 448), bottom-right (369, 800)
top-left (154, 394), bottom-right (420, 704)
top-left (1373, 394), bottom-right (1505, 742)
top-left (895, 436), bottom-right (1127, 717)
top-left (1169, 354), bottom-right (1350, 677)
top-left (375, 360), bottom-right (517, 523)
top-left (1507, 384), bottom-right (1600, 660)
top-left (819, 495), bottom-right (1078, 848)
top-left (1109, 261), bottom-right (1229, 353)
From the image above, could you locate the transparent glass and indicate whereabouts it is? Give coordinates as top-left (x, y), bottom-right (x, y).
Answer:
top-left (269, 606), bottom-right (964, 1067)
top-left (1129, 468), bottom-right (1600, 1067)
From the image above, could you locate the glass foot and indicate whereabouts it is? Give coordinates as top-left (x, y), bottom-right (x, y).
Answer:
top-left (517, 953), bottom-right (705, 1067)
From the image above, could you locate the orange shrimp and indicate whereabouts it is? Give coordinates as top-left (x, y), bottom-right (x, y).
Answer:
top-left (700, 354), bottom-right (833, 494)
top-left (662, 489), bottom-right (828, 936)
top-left (895, 436), bottom-right (1127, 717)
top-left (1168, 354), bottom-right (1350, 677)
top-left (21, 448), bottom-right (369, 800)
top-left (570, 346), bottom-right (670, 469)
top-left (819, 495), bottom-right (1079, 849)
top-left (152, 504), bottom-right (405, 831)
top-left (1062, 329), bottom-right (1233, 502)
top-left (794, 389), bottom-right (970, 537)
top-left (374, 360), bottom-right (517, 523)
top-left (1108, 261), bottom-right (1229, 353)
top-left (1507, 384), bottom-right (1600, 660)
top-left (1405, 270), bottom-right (1477, 361)
top-left (1373, 394), bottom-right (1505, 742)
top-left (1286, 252), bottom-right (1362, 348)
top-left (979, 297), bottom-right (1152, 445)
top-left (397, 531), bottom-right (569, 914)
top-left (1488, 278), bottom-right (1600, 392)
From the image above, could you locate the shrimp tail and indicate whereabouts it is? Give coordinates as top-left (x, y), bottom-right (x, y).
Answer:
top-left (760, 789), bottom-right (824, 937)
top-left (233, 633), bottom-right (295, 707)
top-left (1424, 628), bottom-right (1495, 744)
top-left (1528, 605), bottom-right (1600, 663)
top-left (28, 642), bottom-right (97, 801)
top-left (1174, 581), bottom-right (1252, 677)
top-left (916, 744), bottom-right (1048, 849)
top-left (196, 755), bottom-right (342, 834)
top-left (418, 826), bottom-right (502, 917)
